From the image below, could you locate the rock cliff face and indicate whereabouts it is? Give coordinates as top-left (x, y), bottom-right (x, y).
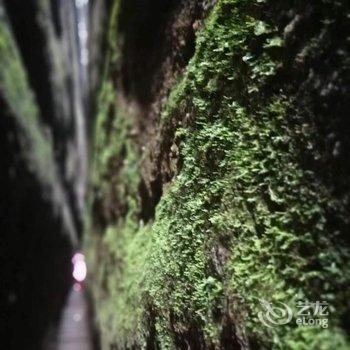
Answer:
top-left (0, 1), bottom-right (86, 348)
top-left (87, 0), bottom-right (350, 349)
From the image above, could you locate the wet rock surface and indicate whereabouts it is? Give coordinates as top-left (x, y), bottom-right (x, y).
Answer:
top-left (0, 0), bottom-right (90, 348)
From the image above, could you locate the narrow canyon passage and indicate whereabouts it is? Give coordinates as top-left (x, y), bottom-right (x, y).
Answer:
top-left (44, 254), bottom-right (96, 350)
top-left (0, 1), bottom-right (350, 350)
top-left (45, 285), bottom-right (93, 350)
top-left (0, 0), bottom-right (96, 348)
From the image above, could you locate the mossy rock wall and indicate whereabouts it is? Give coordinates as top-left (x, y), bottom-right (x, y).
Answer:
top-left (87, 0), bottom-right (350, 349)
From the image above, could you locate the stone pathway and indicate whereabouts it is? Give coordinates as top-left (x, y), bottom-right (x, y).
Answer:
top-left (45, 284), bottom-right (93, 350)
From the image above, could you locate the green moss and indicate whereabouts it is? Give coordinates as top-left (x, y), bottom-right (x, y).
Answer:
top-left (88, 67), bottom-right (150, 347)
top-left (88, 0), bottom-right (350, 348)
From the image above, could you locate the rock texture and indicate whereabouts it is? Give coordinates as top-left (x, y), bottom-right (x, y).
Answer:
top-left (0, 1), bottom-right (87, 348)
top-left (88, 0), bottom-right (350, 349)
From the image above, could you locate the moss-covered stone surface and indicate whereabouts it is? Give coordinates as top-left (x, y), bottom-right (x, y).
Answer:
top-left (87, 0), bottom-right (350, 349)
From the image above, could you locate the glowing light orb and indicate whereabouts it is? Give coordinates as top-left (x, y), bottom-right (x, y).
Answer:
top-left (72, 252), bottom-right (87, 282)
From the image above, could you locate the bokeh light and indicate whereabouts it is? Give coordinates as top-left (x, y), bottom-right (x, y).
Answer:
top-left (72, 252), bottom-right (87, 282)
